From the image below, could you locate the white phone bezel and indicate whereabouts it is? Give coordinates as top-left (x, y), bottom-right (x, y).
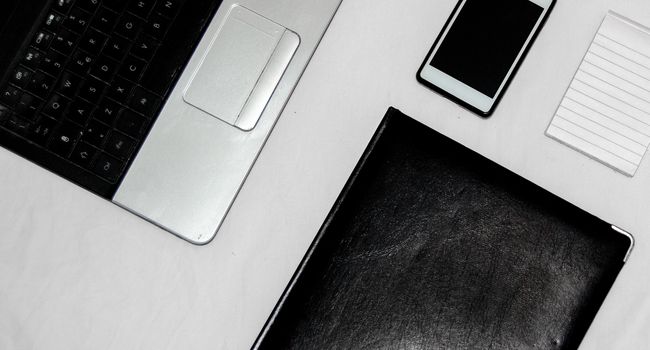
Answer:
top-left (419, 0), bottom-right (553, 114)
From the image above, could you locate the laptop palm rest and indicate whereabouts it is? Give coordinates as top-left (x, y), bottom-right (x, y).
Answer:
top-left (183, 5), bottom-right (299, 131)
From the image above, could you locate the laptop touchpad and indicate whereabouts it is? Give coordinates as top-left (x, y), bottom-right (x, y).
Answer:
top-left (184, 6), bottom-right (299, 131)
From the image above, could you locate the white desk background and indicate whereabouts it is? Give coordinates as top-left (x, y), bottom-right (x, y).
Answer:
top-left (2, 0), bottom-right (650, 349)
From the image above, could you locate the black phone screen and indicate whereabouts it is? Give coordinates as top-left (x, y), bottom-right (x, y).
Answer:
top-left (430, 0), bottom-right (544, 98)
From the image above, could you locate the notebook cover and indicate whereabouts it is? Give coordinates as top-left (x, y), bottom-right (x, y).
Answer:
top-left (253, 107), bottom-right (630, 350)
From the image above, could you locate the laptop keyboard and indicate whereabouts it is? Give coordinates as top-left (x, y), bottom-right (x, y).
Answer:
top-left (0, 0), bottom-right (222, 197)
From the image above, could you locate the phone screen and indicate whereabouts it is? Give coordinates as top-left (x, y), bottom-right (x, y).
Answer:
top-left (430, 0), bottom-right (544, 98)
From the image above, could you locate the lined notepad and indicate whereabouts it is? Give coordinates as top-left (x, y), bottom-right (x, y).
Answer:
top-left (547, 12), bottom-right (650, 176)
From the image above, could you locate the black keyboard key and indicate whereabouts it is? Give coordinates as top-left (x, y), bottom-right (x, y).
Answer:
top-left (92, 152), bottom-right (123, 182)
top-left (0, 104), bottom-right (11, 125)
top-left (80, 29), bottom-right (108, 55)
top-left (93, 7), bottom-right (119, 33)
top-left (32, 31), bottom-right (54, 51)
top-left (49, 121), bottom-right (83, 156)
top-left (5, 115), bottom-right (32, 136)
top-left (95, 98), bottom-right (122, 124)
top-left (131, 34), bottom-right (159, 61)
top-left (10, 66), bottom-right (33, 88)
top-left (115, 13), bottom-right (142, 39)
top-left (106, 77), bottom-right (134, 103)
top-left (14, 93), bottom-right (41, 120)
top-left (155, 0), bottom-right (183, 19)
top-left (67, 99), bottom-right (95, 125)
top-left (40, 50), bottom-right (66, 76)
top-left (51, 29), bottom-right (78, 55)
top-left (43, 12), bottom-right (64, 31)
top-left (115, 109), bottom-right (146, 136)
top-left (43, 94), bottom-right (70, 119)
top-left (79, 77), bottom-right (107, 103)
top-left (77, 0), bottom-right (101, 13)
top-left (22, 48), bottom-right (44, 70)
top-left (84, 119), bottom-right (110, 146)
top-left (57, 71), bottom-right (82, 98)
top-left (104, 0), bottom-right (129, 12)
top-left (91, 56), bottom-right (120, 82)
top-left (129, 87), bottom-right (160, 117)
top-left (52, 0), bottom-right (74, 14)
top-left (119, 55), bottom-right (147, 82)
top-left (1, 85), bottom-right (22, 106)
top-left (104, 36), bottom-right (130, 61)
top-left (69, 50), bottom-right (95, 75)
top-left (70, 142), bottom-right (98, 168)
top-left (105, 131), bottom-right (135, 159)
top-left (65, 7), bottom-right (93, 34)
top-left (128, 0), bottom-right (156, 19)
top-left (29, 117), bottom-right (57, 145)
top-left (26, 72), bottom-right (56, 98)
top-left (145, 13), bottom-right (171, 40)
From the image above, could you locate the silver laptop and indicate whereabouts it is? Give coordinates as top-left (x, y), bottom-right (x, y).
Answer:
top-left (0, 0), bottom-right (342, 244)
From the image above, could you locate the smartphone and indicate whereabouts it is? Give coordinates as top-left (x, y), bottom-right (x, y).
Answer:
top-left (417, 0), bottom-right (555, 117)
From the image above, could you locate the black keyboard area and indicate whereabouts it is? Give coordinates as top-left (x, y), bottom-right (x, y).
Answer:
top-left (0, 0), bottom-right (223, 198)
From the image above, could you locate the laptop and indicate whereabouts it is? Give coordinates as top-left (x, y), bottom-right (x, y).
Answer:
top-left (0, 0), bottom-right (342, 244)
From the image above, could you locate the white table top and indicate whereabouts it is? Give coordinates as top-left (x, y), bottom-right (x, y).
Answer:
top-left (2, 0), bottom-right (650, 349)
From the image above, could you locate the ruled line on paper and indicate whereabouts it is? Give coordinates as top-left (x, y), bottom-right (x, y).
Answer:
top-left (592, 41), bottom-right (650, 70)
top-left (547, 12), bottom-right (650, 176)
top-left (582, 61), bottom-right (650, 95)
top-left (597, 33), bottom-right (650, 61)
top-left (552, 114), bottom-right (643, 163)
top-left (557, 105), bottom-right (646, 148)
top-left (576, 69), bottom-right (650, 106)
top-left (567, 86), bottom-right (650, 128)
top-left (584, 52), bottom-right (650, 84)
top-left (563, 94), bottom-right (650, 139)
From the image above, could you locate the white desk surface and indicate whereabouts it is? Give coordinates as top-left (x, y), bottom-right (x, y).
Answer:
top-left (2, 0), bottom-right (650, 349)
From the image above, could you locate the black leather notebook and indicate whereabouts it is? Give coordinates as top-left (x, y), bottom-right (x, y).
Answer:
top-left (254, 108), bottom-right (631, 350)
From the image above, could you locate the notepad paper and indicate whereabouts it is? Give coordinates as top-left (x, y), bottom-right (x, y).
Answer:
top-left (546, 12), bottom-right (650, 176)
